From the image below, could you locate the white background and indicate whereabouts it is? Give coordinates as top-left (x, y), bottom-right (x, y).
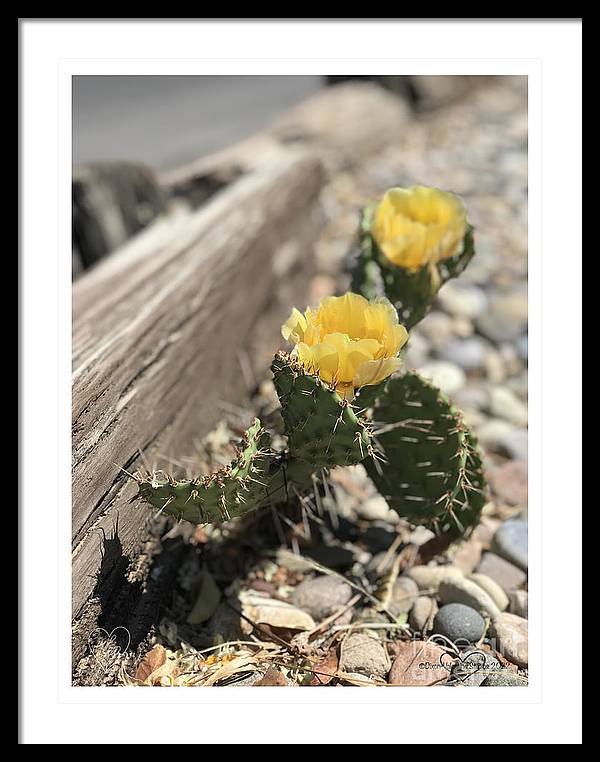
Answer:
top-left (20, 19), bottom-right (582, 745)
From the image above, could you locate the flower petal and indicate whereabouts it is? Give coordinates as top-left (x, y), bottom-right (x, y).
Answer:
top-left (281, 308), bottom-right (307, 343)
top-left (353, 356), bottom-right (403, 388)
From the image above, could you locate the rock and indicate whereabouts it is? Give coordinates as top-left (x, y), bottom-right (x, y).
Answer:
top-left (439, 577), bottom-right (501, 618)
top-left (433, 603), bottom-right (486, 645)
top-left (477, 418), bottom-right (515, 454)
top-left (492, 519), bottom-right (528, 571)
top-left (472, 517), bottom-right (502, 549)
top-left (490, 460), bottom-right (528, 506)
top-left (388, 641), bottom-right (448, 686)
top-left (403, 332), bottom-right (430, 368)
top-left (516, 333), bottom-right (528, 362)
top-left (389, 577), bottom-right (419, 616)
top-left (501, 427), bottom-right (528, 461)
top-left (418, 311), bottom-right (455, 350)
top-left (306, 545), bottom-right (357, 570)
top-left (439, 337), bottom-right (488, 372)
top-left (271, 81), bottom-right (411, 172)
top-left (468, 573), bottom-right (509, 611)
top-left (240, 592), bottom-right (316, 632)
top-left (405, 565), bottom-right (464, 593)
top-left (409, 526), bottom-right (436, 546)
top-left (366, 551), bottom-right (397, 578)
top-left (489, 387), bottom-right (528, 427)
top-left (450, 649), bottom-right (501, 686)
top-left (476, 552), bottom-right (527, 593)
top-left (508, 590), bottom-right (528, 618)
top-left (409, 596), bottom-right (438, 633)
top-left (206, 598), bottom-right (243, 643)
top-left (355, 494), bottom-right (398, 523)
top-left (452, 540), bottom-right (483, 574)
top-left (489, 613), bottom-right (528, 668)
top-left (481, 671), bottom-right (528, 686)
top-left (339, 632), bottom-right (390, 678)
top-left (360, 524), bottom-right (397, 553)
top-left (290, 575), bottom-right (353, 621)
top-left (418, 361), bottom-right (466, 395)
top-left (453, 383), bottom-right (490, 412)
top-left (437, 281), bottom-right (488, 319)
top-left (484, 348), bottom-right (507, 384)
top-left (476, 292), bottom-right (527, 343)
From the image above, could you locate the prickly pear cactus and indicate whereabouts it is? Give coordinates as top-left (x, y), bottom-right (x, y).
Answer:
top-left (272, 351), bottom-right (373, 468)
top-left (351, 202), bottom-right (475, 329)
top-left (367, 372), bottom-right (487, 536)
top-left (134, 183), bottom-right (488, 542)
top-left (137, 419), bottom-right (277, 524)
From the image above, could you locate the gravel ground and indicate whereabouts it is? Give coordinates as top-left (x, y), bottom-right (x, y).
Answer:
top-left (74, 77), bottom-right (528, 688)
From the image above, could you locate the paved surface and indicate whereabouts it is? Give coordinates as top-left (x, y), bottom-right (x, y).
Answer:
top-left (72, 75), bottom-right (323, 172)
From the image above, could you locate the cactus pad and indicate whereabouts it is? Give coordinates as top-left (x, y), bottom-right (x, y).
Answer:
top-left (272, 351), bottom-right (373, 469)
top-left (136, 419), bottom-right (276, 524)
top-left (366, 372), bottom-right (487, 535)
top-left (350, 204), bottom-right (475, 329)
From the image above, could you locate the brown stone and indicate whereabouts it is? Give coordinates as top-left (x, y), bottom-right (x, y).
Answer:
top-left (489, 460), bottom-right (528, 505)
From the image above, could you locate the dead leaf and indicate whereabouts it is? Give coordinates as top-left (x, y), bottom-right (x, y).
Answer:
top-left (134, 645), bottom-right (166, 683)
top-left (240, 591), bottom-right (316, 632)
top-left (310, 648), bottom-right (339, 686)
top-left (187, 570), bottom-right (221, 625)
top-left (134, 644), bottom-right (179, 686)
top-left (254, 666), bottom-right (290, 686)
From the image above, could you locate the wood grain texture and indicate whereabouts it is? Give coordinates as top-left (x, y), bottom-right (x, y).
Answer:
top-left (72, 151), bottom-right (324, 628)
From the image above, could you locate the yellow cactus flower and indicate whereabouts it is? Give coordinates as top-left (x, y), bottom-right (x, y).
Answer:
top-left (281, 292), bottom-right (408, 399)
top-left (371, 185), bottom-right (467, 270)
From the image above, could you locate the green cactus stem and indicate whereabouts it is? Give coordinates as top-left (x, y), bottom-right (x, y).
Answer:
top-left (366, 371), bottom-right (487, 536)
top-left (272, 351), bottom-right (374, 469)
top-left (350, 203), bottom-right (476, 329)
top-left (136, 418), bottom-right (279, 524)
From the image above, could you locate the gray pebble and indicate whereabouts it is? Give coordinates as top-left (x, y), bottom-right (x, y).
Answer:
top-left (409, 596), bottom-right (438, 633)
top-left (418, 361), bottom-right (466, 395)
top-left (439, 576), bottom-right (501, 618)
top-left (439, 337), bottom-right (488, 372)
top-left (405, 565), bottom-right (464, 593)
top-left (433, 603), bottom-right (486, 644)
top-left (389, 576), bottom-right (419, 616)
top-left (492, 519), bottom-right (528, 571)
top-left (501, 427), bottom-right (528, 461)
top-left (355, 495), bottom-right (398, 523)
top-left (339, 632), bottom-right (390, 678)
top-left (480, 671), bottom-right (527, 687)
top-left (469, 573), bottom-right (509, 611)
top-left (291, 575), bottom-right (353, 621)
top-left (476, 552), bottom-right (527, 593)
top-left (508, 590), bottom-right (528, 618)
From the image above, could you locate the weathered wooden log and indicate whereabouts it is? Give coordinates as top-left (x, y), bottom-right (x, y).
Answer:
top-left (72, 150), bottom-right (324, 669)
top-left (73, 161), bottom-right (166, 271)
